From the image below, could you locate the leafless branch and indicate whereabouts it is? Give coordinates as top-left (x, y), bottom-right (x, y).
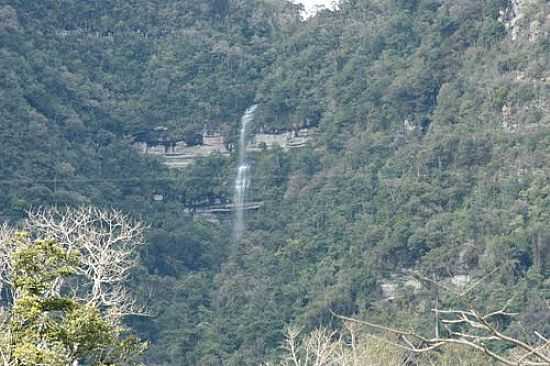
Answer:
top-left (21, 207), bottom-right (147, 324)
top-left (0, 224), bottom-right (16, 288)
top-left (332, 308), bottom-right (550, 366)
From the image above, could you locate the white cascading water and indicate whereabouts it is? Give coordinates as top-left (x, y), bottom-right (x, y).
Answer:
top-left (233, 105), bottom-right (257, 242)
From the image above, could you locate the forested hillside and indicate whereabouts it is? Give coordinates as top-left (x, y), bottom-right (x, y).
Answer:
top-left (1, 0), bottom-right (549, 365)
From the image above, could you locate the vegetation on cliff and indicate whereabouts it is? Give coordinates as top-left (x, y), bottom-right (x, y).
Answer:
top-left (0, 0), bottom-right (549, 364)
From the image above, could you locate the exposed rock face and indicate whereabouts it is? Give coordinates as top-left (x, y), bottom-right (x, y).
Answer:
top-left (499, 0), bottom-right (523, 40)
top-left (495, 1), bottom-right (549, 134)
top-left (379, 273), bottom-right (473, 302)
top-left (291, 0), bottom-right (339, 19)
top-left (134, 132), bottom-right (229, 169)
top-left (498, 0), bottom-right (549, 41)
top-left (134, 126), bottom-right (318, 168)
top-left (449, 274), bottom-right (471, 289)
top-left (247, 127), bottom-right (319, 151)
top-left (403, 119), bottom-right (416, 132)
top-left (379, 275), bottom-right (422, 301)
top-left (502, 103), bottom-right (518, 132)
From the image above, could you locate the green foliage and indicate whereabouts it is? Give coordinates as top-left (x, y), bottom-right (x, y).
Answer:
top-left (2, 234), bottom-right (146, 366)
top-left (266, 326), bottom-right (497, 366)
top-left (1, 0), bottom-right (549, 364)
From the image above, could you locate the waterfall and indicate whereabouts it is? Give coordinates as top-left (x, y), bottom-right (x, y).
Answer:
top-left (233, 105), bottom-right (257, 242)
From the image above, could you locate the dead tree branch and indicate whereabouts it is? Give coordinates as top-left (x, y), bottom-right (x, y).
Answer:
top-left (332, 308), bottom-right (550, 366)
top-left (22, 207), bottom-right (146, 324)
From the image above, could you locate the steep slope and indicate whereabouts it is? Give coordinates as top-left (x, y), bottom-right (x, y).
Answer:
top-left (0, 1), bottom-right (299, 363)
top-left (0, 0), bottom-right (299, 219)
top-left (202, 0), bottom-right (550, 364)
top-left (1, 0), bottom-right (549, 365)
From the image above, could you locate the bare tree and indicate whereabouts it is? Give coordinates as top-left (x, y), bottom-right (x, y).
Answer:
top-left (263, 324), bottom-right (411, 366)
top-left (0, 207), bottom-right (147, 325)
top-left (332, 306), bottom-right (550, 366)
top-left (0, 303), bottom-right (12, 366)
top-left (278, 327), bottom-right (344, 366)
top-left (0, 224), bottom-right (16, 314)
top-left (0, 226), bottom-right (18, 366)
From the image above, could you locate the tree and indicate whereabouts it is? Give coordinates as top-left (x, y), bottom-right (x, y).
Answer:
top-left (265, 323), bottom-right (492, 366)
top-left (0, 233), bottom-right (146, 366)
top-left (22, 207), bottom-right (146, 324)
top-left (333, 308), bottom-right (550, 366)
top-left (0, 207), bottom-right (147, 365)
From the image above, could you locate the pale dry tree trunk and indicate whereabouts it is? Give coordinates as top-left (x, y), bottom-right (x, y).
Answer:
top-left (0, 345), bottom-right (14, 366)
top-left (0, 302), bottom-right (13, 366)
top-left (0, 227), bottom-right (25, 366)
top-left (270, 327), bottom-right (344, 366)
top-left (264, 324), bottom-right (405, 366)
top-left (0, 224), bottom-right (16, 312)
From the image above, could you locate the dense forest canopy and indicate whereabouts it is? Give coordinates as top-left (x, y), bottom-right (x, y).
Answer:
top-left (0, 0), bottom-right (549, 364)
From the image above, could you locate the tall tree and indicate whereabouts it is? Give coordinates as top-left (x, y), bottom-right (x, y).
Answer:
top-left (0, 233), bottom-right (146, 366)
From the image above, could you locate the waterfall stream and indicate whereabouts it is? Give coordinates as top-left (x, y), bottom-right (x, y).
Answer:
top-left (233, 105), bottom-right (257, 242)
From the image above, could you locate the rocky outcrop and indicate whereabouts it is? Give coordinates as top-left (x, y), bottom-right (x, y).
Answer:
top-left (499, 0), bottom-right (549, 41)
top-left (134, 131), bottom-right (229, 169)
top-left (247, 127), bottom-right (319, 152)
top-left (379, 272), bottom-right (473, 302)
top-left (380, 275), bottom-right (422, 301)
top-left (134, 125), bottom-right (319, 168)
top-left (496, 1), bottom-right (549, 134)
